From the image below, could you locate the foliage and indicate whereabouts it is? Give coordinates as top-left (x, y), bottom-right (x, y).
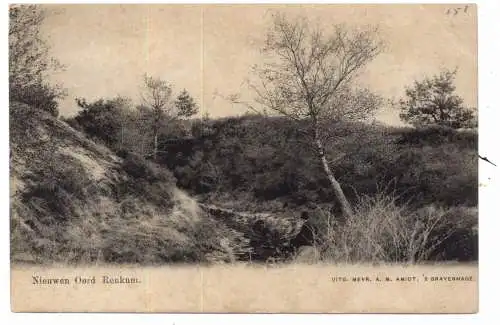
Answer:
top-left (9, 4), bottom-right (66, 116)
top-left (10, 101), bottom-right (478, 264)
top-left (68, 95), bottom-right (195, 160)
top-left (10, 82), bottom-right (63, 117)
top-left (398, 69), bottom-right (476, 129)
top-left (9, 7), bottom-right (477, 264)
top-left (141, 74), bottom-right (174, 116)
top-left (116, 149), bottom-right (178, 208)
top-left (72, 97), bottom-right (131, 149)
top-left (175, 89), bottom-right (199, 118)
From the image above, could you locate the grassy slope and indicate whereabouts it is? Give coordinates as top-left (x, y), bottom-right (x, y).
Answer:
top-left (10, 102), bottom-right (252, 264)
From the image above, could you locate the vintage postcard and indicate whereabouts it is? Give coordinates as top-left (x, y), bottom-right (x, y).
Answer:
top-left (10, 3), bottom-right (479, 313)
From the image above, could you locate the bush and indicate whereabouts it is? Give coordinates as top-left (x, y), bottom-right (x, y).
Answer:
top-left (10, 83), bottom-right (62, 117)
top-left (9, 101), bottom-right (246, 265)
top-left (61, 188), bottom-right (250, 265)
top-left (71, 97), bottom-right (127, 149)
top-left (112, 150), bottom-right (178, 209)
top-left (120, 150), bottom-right (176, 184)
top-left (310, 192), bottom-right (478, 263)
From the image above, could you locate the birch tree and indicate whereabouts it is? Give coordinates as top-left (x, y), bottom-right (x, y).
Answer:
top-left (140, 75), bottom-right (174, 161)
top-left (249, 13), bottom-right (384, 220)
top-left (140, 75), bottom-right (200, 161)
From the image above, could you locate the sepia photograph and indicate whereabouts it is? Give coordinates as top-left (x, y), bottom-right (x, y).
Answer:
top-left (9, 3), bottom-right (479, 313)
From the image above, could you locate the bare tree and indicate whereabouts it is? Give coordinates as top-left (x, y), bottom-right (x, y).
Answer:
top-left (140, 75), bottom-right (200, 161)
top-left (246, 13), bottom-right (384, 220)
top-left (140, 75), bottom-right (174, 161)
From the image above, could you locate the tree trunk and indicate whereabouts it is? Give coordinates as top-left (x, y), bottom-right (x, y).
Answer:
top-left (153, 112), bottom-right (160, 162)
top-left (153, 130), bottom-right (158, 162)
top-left (313, 126), bottom-right (354, 220)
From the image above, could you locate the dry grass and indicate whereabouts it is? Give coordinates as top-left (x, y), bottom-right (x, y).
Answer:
top-left (11, 184), bottom-right (248, 264)
top-left (308, 192), bottom-right (478, 263)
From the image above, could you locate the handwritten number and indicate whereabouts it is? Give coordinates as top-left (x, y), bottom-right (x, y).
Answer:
top-left (446, 5), bottom-right (470, 16)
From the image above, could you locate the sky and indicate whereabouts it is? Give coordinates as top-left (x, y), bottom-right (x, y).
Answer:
top-left (41, 4), bottom-right (477, 125)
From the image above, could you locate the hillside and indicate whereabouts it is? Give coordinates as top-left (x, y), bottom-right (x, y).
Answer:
top-left (11, 103), bottom-right (307, 264)
top-left (162, 115), bottom-right (478, 210)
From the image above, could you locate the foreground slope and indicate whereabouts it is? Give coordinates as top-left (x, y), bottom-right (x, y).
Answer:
top-left (10, 102), bottom-right (258, 264)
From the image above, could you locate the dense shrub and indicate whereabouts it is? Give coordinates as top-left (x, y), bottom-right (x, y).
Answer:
top-left (309, 193), bottom-right (478, 263)
top-left (396, 125), bottom-right (477, 148)
top-left (10, 83), bottom-right (62, 117)
top-left (70, 98), bottom-right (127, 149)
